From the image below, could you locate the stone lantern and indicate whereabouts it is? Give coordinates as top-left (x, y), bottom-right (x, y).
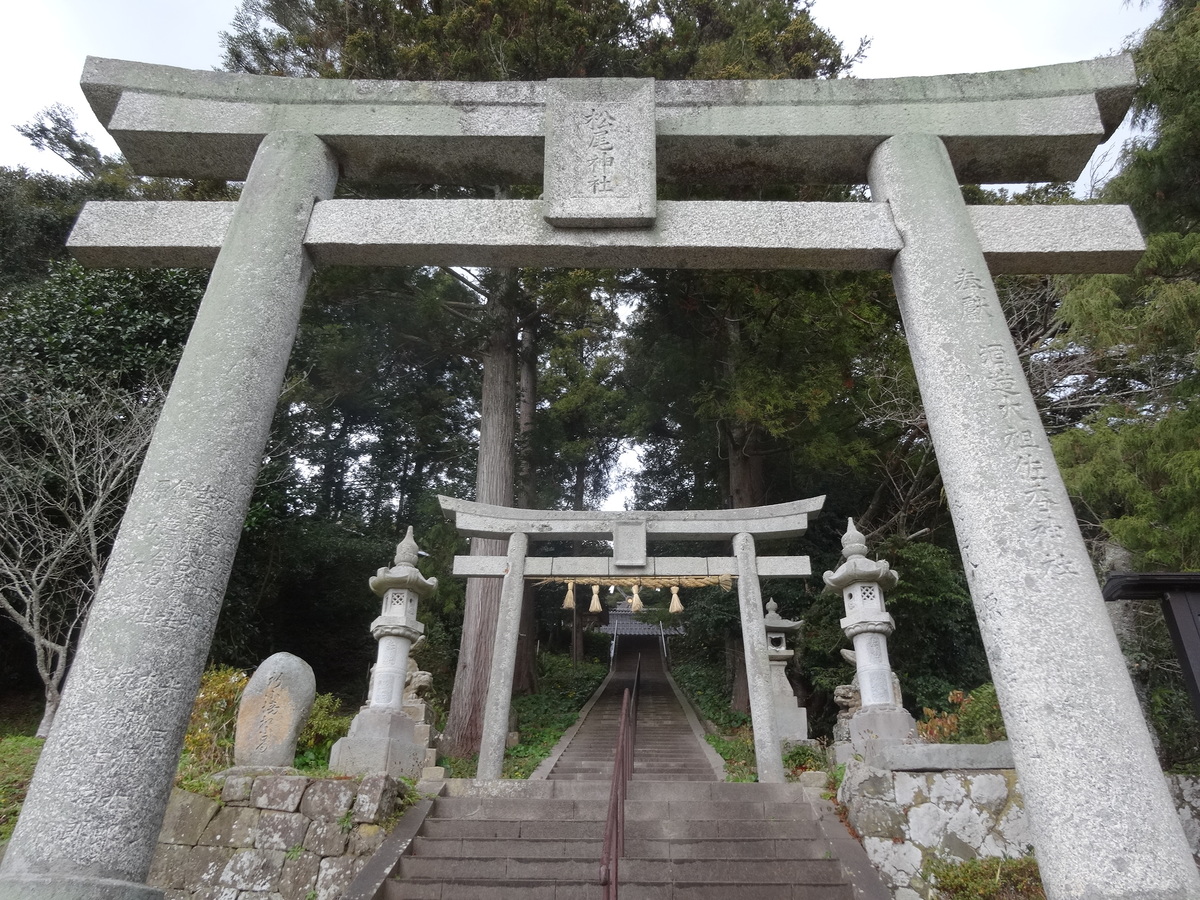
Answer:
top-left (763, 598), bottom-right (807, 744)
top-left (823, 518), bottom-right (915, 749)
top-left (330, 526), bottom-right (437, 779)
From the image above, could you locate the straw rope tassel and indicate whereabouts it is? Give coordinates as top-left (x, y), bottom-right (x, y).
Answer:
top-left (630, 583), bottom-right (644, 612)
top-left (589, 584), bottom-right (602, 613)
top-left (669, 585), bottom-right (684, 614)
top-left (562, 581), bottom-right (575, 610)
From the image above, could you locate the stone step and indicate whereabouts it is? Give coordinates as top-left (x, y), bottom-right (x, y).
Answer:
top-left (434, 794), bottom-right (823, 823)
top-left (410, 836), bottom-right (602, 859)
top-left (449, 780), bottom-right (812, 803)
top-left (545, 769), bottom-right (698, 775)
top-left (418, 816), bottom-right (822, 841)
top-left (432, 798), bottom-right (605, 821)
top-left (400, 855), bottom-right (846, 886)
top-left (548, 773), bottom-right (716, 783)
top-left (409, 835), bottom-right (829, 861)
top-left (385, 879), bottom-right (590, 900)
top-left (387, 880), bottom-right (856, 900)
top-left (620, 858), bottom-right (847, 885)
top-left (384, 639), bottom-right (863, 900)
top-left (398, 855), bottom-right (596, 882)
top-left (625, 800), bottom-right (819, 821)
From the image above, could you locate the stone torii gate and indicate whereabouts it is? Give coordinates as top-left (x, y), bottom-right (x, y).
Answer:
top-left (438, 494), bottom-right (826, 784)
top-left (1, 53), bottom-right (1197, 900)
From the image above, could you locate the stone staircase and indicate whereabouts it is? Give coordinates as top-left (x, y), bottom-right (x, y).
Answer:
top-left (384, 779), bottom-right (859, 899)
top-left (379, 636), bottom-right (886, 900)
top-left (547, 635), bottom-right (721, 783)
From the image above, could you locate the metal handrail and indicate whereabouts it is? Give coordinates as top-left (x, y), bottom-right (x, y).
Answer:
top-left (599, 654), bottom-right (641, 899)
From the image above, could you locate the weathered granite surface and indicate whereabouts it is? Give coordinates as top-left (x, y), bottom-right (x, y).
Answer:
top-left (331, 530), bottom-right (435, 781)
top-left (70, 199), bottom-right (1145, 274)
top-left (868, 132), bottom-right (1200, 898)
top-left (842, 760), bottom-right (1200, 900)
top-left (80, 55), bottom-right (1133, 183)
top-left (734, 533), bottom-right (785, 783)
top-left (840, 760), bottom-right (1031, 900)
top-left (476, 532), bottom-right (528, 781)
top-left (148, 774), bottom-right (402, 900)
top-left (234, 653), bottom-right (316, 769)
top-left (542, 78), bottom-right (656, 227)
top-left (0, 132), bottom-right (339, 900)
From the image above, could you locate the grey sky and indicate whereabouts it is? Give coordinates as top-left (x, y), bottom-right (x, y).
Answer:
top-left (1, 0), bottom-right (1159, 182)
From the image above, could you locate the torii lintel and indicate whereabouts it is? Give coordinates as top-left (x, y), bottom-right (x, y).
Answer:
top-left (80, 54), bottom-right (1134, 185)
top-left (437, 494), bottom-right (824, 542)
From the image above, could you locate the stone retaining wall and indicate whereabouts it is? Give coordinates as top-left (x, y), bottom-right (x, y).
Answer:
top-left (149, 773), bottom-right (404, 900)
top-left (840, 757), bottom-right (1200, 900)
top-left (1171, 774), bottom-right (1200, 854)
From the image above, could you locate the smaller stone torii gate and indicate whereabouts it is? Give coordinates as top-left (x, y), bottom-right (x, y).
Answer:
top-left (438, 494), bottom-right (826, 783)
top-left (2, 53), bottom-right (1198, 900)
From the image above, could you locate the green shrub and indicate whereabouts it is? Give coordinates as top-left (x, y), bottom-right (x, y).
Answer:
top-left (706, 730), bottom-right (757, 782)
top-left (670, 659), bottom-right (751, 731)
top-left (955, 684), bottom-right (1006, 744)
top-left (919, 683), bottom-right (1007, 744)
top-left (177, 665), bottom-right (248, 788)
top-left (783, 743), bottom-right (825, 773)
top-left (442, 755), bottom-right (477, 779)
top-left (0, 693), bottom-right (44, 739)
top-left (925, 856), bottom-right (1044, 900)
top-left (0, 735), bottom-right (43, 842)
top-left (295, 693), bottom-right (353, 772)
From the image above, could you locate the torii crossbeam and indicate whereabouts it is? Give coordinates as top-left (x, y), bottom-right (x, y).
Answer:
top-left (2, 54), bottom-right (1196, 900)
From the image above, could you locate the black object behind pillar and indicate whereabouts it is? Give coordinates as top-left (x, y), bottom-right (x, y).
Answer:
top-left (1102, 572), bottom-right (1200, 720)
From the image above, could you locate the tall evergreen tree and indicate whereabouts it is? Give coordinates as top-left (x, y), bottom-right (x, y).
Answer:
top-left (217, 0), bottom-right (865, 756)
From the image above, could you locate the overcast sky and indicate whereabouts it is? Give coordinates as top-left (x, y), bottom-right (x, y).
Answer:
top-left (1, 0), bottom-right (1161, 181)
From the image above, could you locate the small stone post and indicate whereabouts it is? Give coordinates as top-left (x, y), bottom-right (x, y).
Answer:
top-left (823, 519), bottom-right (914, 749)
top-left (331, 527), bottom-right (436, 780)
top-left (763, 599), bottom-right (808, 744)
top-left (0, 131), bottom-right (338, 900)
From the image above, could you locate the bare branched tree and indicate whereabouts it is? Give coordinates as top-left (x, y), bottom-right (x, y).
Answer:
top-left (0, 382), bottom-right (163, 736)
top-left (853, 275), bottom-right (1150, 543)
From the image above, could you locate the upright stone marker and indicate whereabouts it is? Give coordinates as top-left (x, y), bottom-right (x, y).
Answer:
top-left (868, 133), bottom-right (1199, 899)
top-left (542, 78), bottom-right (656, 228)
top-left (233, 652), bottom-right (316, 769)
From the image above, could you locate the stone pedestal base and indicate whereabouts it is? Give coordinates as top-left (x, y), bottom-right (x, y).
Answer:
top-left (849, 706), bottom-right (916, 752)
top-left (330, 707), bottom-right (426, 780)
top-left (0, 873), bottom-right (163, 900)
top-left (769, 659), bottom-right (808, 743)
top-left (774, 702), bottom-right (808, 744)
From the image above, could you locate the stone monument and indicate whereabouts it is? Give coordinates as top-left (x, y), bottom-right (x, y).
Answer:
top-left (824, 519), bottom-right (916, 750)
top-left (232, 651), bottom-right (316, 769)
top-left (762, 598), bottom-right (807, 745)
top-left (330, 527), bottom-right (436, 780)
